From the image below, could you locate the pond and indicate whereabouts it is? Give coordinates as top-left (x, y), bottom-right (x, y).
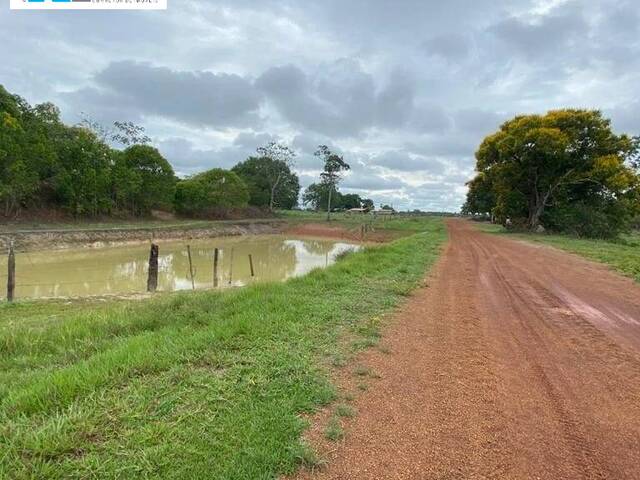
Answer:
top-left (0, 235), bottom-right (360, 300)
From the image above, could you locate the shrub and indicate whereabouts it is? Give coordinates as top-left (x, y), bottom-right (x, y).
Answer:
top-left (543, 200), bottom-right (635, 239)
top-left (114, 145), bottom-right (176, 215)
top-left (174, 168), bottom-right (249, 217)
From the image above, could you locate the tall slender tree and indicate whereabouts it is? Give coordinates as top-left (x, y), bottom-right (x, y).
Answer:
top-left (315, 145), bottom-right (350, 221)
top-left (255, 142), bottom-right (297, 211)
top-left (232, 142), bottom-right (299, 211)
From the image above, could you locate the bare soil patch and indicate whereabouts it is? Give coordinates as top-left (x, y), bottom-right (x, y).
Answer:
top-left (294, 219), bottom-right (640, 479)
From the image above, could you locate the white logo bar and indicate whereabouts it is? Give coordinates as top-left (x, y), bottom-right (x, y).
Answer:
top-left (10, 0), bottom-right (167, 9)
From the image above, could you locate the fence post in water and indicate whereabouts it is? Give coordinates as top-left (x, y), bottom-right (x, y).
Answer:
top-left (7, 240), bottom-right (15, 303)
top-left (228, 247), bottom-right (234, 285)
top-left (248, 254), bottom-right (255, 277)
top-left (187, 245), bottom-right (196, 290)
top-left (147, 243), bottom-right (159, 293)
top-left (213, 248), bottom-right (219, 288)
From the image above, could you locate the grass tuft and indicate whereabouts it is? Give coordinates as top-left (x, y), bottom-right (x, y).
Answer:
top-left (334, 404), bottom-right (356, 418)
top-left (324, 416), bottom-right (344, 442)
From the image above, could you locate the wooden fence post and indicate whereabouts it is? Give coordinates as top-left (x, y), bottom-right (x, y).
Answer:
top-left (248, 254), bottom-right (255, 277)
top-left (228, 247), bottom-right (234, 285)
top-left (187, 245), bottom-right (196, 290)
top-left (7, 240), bottom-right (15, 303)
top-left (213, 248), bottom-right (219, 288)
top-left (147, 243), bottom-right (159, 292)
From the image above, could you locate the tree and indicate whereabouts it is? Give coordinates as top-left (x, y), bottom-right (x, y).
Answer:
top-left (462, 172), bottom-right (494, 216)
top-left (53, 127), bottom-right (114, 216)
top-left (112, 121), bottom-right (152, 146)
top-left (254, 142), bottom-right (297, 211)
top-left (302, 182), bottom-right (333, 211)
top-left (0, 88), bottom-right (42, 216)
top-left (0, 85), bottom-right (178, 219)
top-left (315, 145), bottom-right (350, 221)
top-left (232, 150), bottom-right (300, 210)
top-left (174, 168), bottom-right (249, 217)
top-left (468, 110), bottom-right (640, 237)
top-left (0, 110), bottom-right (37, 216)
top-left (362, 198), bottom-right (374, 211)
top-left (630, 136), bottom-right (640, 170)
top-left (114, 145), bottom-right (176, 215)
top-left (79, 114), bottom-right (151, 147)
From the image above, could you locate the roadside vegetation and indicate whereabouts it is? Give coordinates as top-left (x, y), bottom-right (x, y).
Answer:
top-left (479, 222), bottom-right (640, 282)
top-left (0, 217), bottom-right (446, 479)
top-left (463, 109), bottom-right (640, 239)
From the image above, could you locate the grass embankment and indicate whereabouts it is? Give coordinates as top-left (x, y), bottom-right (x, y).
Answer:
top-left (478, 222), bottom-right (640, 282)
top-left (0, 217), bottom-right (446, 479)
top-left (278, 210), bottom-right (443, 232)
top-left (1, 210), bottom-right (430, 235)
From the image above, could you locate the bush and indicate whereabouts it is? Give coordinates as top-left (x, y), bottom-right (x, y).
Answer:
top-left (114, 145), bottom-right (176, 215)
top-left (174, 168), bottom-right (249, 217)
top-left (543, 200), bottom-right (633, 239)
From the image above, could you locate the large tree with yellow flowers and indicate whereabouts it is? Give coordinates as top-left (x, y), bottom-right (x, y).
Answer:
top-left (464, 109), bottom-right (640, 238)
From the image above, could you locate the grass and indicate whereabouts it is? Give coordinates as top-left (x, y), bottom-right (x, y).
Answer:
top-left (324, 417), bottom-right (344, 442)
top-left (1, 210), bottom-right (440, 234)
top-left (277, 209), bottom-right (446, 232)
top-left (0, 217), bottom-right (446, 479)
top-left (334, 404), bottom-right (356, 418)
top-left (477, 222), bottom-right (640, 282)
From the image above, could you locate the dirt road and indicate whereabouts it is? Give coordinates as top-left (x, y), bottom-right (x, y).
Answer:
top-left (299, 220), bottom-right (640, 480)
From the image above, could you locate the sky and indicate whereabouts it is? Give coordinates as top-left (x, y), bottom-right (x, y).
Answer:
top-left (1, 0), bottom-right (639, 212)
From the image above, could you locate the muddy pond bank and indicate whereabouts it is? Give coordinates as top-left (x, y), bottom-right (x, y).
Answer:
top-left (0, 220), bottom-right (287, 252)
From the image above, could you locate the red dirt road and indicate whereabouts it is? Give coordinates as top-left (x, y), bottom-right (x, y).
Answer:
top-left (299, 220), bottom-right (640, 480)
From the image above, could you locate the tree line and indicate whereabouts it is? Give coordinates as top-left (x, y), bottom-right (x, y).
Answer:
top-left (0, 85), bottom-right (383, 220)
top-left (463, 109), bottom-right (640, 238)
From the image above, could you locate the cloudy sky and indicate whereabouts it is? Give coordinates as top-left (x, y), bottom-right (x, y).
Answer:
top-left (2, 0), bottom-right (638, 211)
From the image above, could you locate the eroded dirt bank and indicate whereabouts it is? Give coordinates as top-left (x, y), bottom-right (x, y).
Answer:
top-left (0, 220), bottom-right (287, 251)
top-left (297, 219), bottom-right (640, 480)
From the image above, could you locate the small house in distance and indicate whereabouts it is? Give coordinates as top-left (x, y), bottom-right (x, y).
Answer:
top-left (347, 207), bottom-right (369, 214)
top-left (374, 208), bottom-right (395, 216)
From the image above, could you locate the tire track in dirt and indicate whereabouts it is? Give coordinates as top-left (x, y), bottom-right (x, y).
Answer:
top-left (294, 219), bottom-right (640, 480)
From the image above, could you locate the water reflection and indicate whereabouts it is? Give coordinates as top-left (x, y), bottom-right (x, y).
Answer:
top-left (0, 235), bottom-right (359, 300)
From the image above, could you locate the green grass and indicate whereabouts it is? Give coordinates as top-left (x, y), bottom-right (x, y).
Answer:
top-left (477, 222), bottom-right (640, 282)
top-left (2, 210), bottom-right (439, 234)
top-left (0, 217), bottom-right (446, 479)
top-left (334, 404), bottom-right (356, 418)
top-left (324, 416), bottom-right (344, 442)
top-left (277, 209), bottom-right (446, 233)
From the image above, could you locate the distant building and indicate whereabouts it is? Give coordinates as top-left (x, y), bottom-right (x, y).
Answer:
top-left (347, 208), bottom-right (369, 214)
top-left (375, 208), bottom-right (395, 216)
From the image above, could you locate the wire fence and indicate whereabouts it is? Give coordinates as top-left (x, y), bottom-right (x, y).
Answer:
top-left (1, 234), bottom-right (362, 302)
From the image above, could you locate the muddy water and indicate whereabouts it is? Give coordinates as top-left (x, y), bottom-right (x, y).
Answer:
top-left (0, 235), bottom-right (359, 300)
